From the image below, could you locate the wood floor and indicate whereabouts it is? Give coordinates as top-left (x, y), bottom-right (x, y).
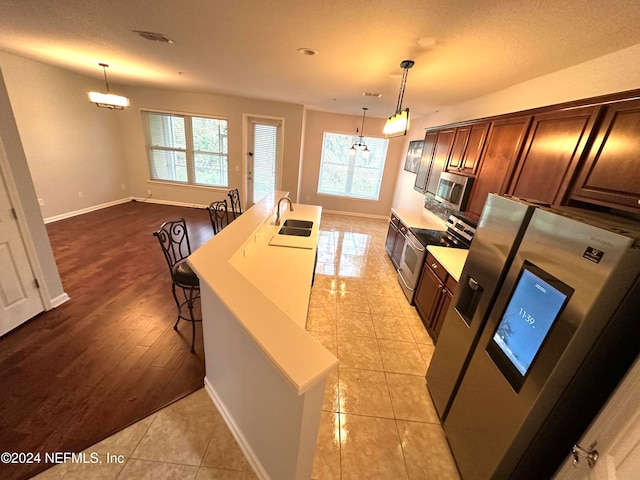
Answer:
top-left (0, 201), bottom-right (217, 480)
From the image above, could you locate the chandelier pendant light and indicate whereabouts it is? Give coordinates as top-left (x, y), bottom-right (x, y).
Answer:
top-left (350, 107), bottom-right (370, 158)
top-left (88, 63), bottom-right (130, 109)
top-left (383, 60), bottom-right (414, 137)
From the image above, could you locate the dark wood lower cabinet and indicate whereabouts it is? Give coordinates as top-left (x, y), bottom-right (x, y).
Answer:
top-left (414, 253), bottom-right (458, 343)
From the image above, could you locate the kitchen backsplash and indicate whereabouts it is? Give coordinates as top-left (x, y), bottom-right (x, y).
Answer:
top-left (424, 195), bottom-right (456, 222)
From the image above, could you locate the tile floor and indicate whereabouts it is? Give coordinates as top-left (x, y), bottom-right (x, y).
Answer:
top-left (33, 213), bottom-right (459, 480)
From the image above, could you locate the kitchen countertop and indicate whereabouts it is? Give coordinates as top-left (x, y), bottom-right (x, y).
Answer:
top-left (187, 192), bottom-right (338, 393)
top-left (391, 207), bottom-right (447, 231)
top-left (427, 246), bottom-right (468, 282)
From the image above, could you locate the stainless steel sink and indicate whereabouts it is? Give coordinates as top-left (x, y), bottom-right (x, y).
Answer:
top-left (283, 219), bottom-right (313, 229)
top-left (278, 226), bottom-right (312, 237)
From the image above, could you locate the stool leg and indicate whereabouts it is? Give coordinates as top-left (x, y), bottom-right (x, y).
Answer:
top-left (171, 283), bottom-right (181, 330)
top-left (187, 287), bottom-right (198, 353)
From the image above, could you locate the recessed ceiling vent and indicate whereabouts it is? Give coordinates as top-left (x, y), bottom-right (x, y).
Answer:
top-left (134, 30), bottom-right (174, 44)
top-left (362, 92), bottom-right (383, 97)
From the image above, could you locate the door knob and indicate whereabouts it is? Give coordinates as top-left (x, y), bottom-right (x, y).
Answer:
top-left (571, 444), bottom-right (598, 468)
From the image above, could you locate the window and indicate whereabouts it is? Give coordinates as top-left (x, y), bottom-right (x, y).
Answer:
top-left (142, 111), bottom-right (229, 187)
top-left (318, 132), bottom-right (388, 200)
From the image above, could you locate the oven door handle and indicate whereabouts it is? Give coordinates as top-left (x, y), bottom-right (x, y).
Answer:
top-left (404, 234), bottom-right (425, 252)
top-left (397, 268), bottom-right (415, 291)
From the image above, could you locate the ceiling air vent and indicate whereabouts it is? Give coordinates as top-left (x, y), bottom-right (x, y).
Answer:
top-left (134, 30), bottom-right (174, 44)
top-left (362, 92), bottom-right (383, 97)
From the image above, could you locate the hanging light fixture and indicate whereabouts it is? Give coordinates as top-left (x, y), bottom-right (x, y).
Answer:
top-left (88, 63), bottom-right (130, 110)
top-left (383, 60), bottom-right (414, 137)
top-left (350, 107), bottom-right (370, 158)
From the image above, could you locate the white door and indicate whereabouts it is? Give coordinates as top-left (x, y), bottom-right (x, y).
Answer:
top-left (0, 166), bottom-right (44, 336)
top-left (553, 357), bottom-right (640, 480)
top-left (246, 117), bottom-right (283, 206)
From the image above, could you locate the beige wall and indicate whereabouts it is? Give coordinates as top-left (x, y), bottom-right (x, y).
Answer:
top-left (392, 43), bottom-right (640, 211)
top-left (0, 51), bottom-right (128, 219)
top-left (116, 86), bottom-right (305, 208)
top-left (299, 109), bottom-right (406, 217)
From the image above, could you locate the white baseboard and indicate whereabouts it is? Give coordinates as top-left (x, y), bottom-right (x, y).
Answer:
top-left (322, 209), bottom-right (388, 220)
top-left (204, 377), bottom-right (269, 480)
top-left (131, 197), bottom-right (208, 209)
top-left (44, 197), bottom-right (211, 224)
top-left (47, 292), bottom-right (70, 309)
top-left (43, 197), bottom-right (133, 223)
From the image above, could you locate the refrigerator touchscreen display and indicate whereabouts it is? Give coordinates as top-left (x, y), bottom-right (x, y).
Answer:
top-left (487, 261), bottom-right (573, 392)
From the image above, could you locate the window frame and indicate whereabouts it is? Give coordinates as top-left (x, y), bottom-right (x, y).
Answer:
top-left (317, 130), bottom-right (389, 201)
top-left (141, 109), bottom-right (229, 188)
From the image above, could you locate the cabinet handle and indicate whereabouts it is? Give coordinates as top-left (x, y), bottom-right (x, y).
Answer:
top-left (432, 263), bottom-right (438, 269)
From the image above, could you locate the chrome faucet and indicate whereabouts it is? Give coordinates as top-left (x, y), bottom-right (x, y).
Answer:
top-left (275, 195), bottom-right (294, 225)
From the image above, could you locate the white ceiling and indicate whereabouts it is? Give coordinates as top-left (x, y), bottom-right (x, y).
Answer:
top-left (1, 0), bottom-right (640, 118)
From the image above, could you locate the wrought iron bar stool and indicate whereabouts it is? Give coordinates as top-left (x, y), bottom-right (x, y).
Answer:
top-left (227, 188), bottom-right (242, 219)
top-left (207, 199), bottom-right (229, 234)
top-left (153, 218), bottom-right (201, 352)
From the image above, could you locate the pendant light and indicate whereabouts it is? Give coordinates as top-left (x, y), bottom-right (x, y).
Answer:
top-left (383, 60), bottom-right (414, 137)
top-left (88, 63), bottom-right (130, 110)
top-left (350, 107), bottom-right (370, 158)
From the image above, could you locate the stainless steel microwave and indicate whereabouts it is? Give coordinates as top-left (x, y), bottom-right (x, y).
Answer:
top-left (434, 172), bottom-right (474, 211)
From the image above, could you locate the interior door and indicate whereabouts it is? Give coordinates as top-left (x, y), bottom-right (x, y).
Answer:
top-left (553, 357), bottom-right (640, 480)
top-left (246, 117), bottom-right (283, 206)
top-left (0, 166), bottom-right (44, 336)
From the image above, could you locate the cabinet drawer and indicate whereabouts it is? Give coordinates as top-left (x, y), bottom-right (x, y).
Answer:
top-left (425, 253), bottom-right (448, 283)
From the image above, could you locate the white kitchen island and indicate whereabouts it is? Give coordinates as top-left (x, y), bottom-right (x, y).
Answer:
top-left (187, 191), bottom-right (338, 480)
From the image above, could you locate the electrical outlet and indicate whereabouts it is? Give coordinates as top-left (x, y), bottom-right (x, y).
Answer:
top-left (147, 189), bottom-right (152, 195)
top-left (38, 198), bottom-right (45, 206)
top-left (78, 191), bottom-right (83, 198)
top-left (121, 184), bottom-right (126, 190)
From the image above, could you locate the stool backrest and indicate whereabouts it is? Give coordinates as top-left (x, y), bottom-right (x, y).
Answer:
top-left (153, 218), bottom-right (192, 274)
top-left (227, 188), bottom-right (242, 219)
top-left (207, 199), bottom-right (228, 234)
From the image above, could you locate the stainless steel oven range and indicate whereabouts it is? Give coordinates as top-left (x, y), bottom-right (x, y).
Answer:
top-left (398, 215), bottom-right (476, 304)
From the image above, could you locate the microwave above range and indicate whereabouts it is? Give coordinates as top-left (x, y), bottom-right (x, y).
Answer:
top-left (435, 172), bottom-right (474, 211)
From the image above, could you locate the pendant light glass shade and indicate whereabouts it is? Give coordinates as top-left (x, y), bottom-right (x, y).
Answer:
top-left (384, 60), bottom-right (414, 137)
top-left (88, 63), bottom-right (130, 110)
top-left (350, 107), bottom-right (370, 158)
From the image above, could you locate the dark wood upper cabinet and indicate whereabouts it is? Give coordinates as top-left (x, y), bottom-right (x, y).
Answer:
top-left (446, 126), bottom-right (471, 171)
top-left (465, 116), bottom-right (532, 219)
top-left (570, 99), bottom-right (640, 212)
top-left (414, 131), bottom-right (438, 193)
top-left (426, 128), bottom-right (456, 194)
top-left (507, 106), bottom-right (602, 206)
top-left (447, 122), bottom-right (489, 175)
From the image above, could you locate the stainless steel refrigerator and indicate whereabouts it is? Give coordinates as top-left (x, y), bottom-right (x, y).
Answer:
top-left (426, 194), bottom-right (640, 479)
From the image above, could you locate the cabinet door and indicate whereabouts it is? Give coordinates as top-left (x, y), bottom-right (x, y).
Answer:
top-left (570, 99), bottom-right (640, 212)
top-left (414, 131), bottom-right (438, 193)
top-left (447, 126), bottom-right (471, 172)
top-left (431, 288), bottom-right (453, 342)
top-left (460, 122), bottom-right (489, 174)
top-left (465, 116), bottom-right (532, 219)
top-left (508, 106), bottom-right (602, 206)
top-left (426, 129), bottom-right (456, 194)
top-left (414, 266), bottom-right (443, 331)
